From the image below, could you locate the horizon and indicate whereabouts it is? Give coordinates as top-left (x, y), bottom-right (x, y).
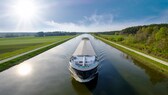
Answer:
top-left (0, 0), bottom-right (168, 32)
top-left (0, 23), bottom-right (167, 33)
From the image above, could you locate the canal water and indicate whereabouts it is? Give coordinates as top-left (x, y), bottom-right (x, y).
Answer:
top-left (0, 34), bottom-right (168, 95)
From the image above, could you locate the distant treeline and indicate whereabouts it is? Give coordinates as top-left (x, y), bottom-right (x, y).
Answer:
top-left (36, 32), bottom-right (78, 37)
top-left (0, 33), bottom-right (36, 38)
top-left (0, 31), bottom-right (79, 38)
top-left (94, 31), bottom-right (120, 35)
top-left (120, 24), bottom-right (168, 35)
top-left (95, 24), bottom-right (168, 35)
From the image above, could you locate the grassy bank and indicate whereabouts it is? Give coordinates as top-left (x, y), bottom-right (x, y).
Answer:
top-left (98, 34), bottom-right (168, 62)
top-left (94, 35), bottom-right (168, 77)
top-left (0, 36), bottom-right (72, 60)
top-left (0, 36), bottom-right (75, 72)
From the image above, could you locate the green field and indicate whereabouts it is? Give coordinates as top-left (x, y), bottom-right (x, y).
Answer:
top-left (0, 36), bottom-right (73, 60)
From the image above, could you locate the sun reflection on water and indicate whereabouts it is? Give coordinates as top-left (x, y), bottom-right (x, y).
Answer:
top-left (17, 63), bottom-right (32, 76)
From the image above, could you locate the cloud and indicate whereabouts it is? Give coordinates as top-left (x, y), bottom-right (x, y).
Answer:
top-left (0, 11), bottom-right (144, 32)
top-left (44, 13), bottom-right (125, 32)
top-left (1, 7), bottom-right (168, 32)
top-left (56, 0), bottom-right (95, 6)
top-left (43, 9), bottom-right (168, 32)
top-left (44, 13), bottom-right (146, 32)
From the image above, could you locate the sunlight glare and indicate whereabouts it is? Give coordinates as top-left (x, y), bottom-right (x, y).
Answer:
top-left (13, 0), bottom-right (38, 21)
top-left (17, 63), bottom-right (32, 76)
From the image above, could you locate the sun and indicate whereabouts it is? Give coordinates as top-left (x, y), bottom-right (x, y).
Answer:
top-left (6, 0), bottom-right (44, 31)
top-left (12, 0), bottom-right (38, 21)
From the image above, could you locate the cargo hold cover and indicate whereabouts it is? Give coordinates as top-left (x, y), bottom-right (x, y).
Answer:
top-left (73, 39), bottom-right (96, 56)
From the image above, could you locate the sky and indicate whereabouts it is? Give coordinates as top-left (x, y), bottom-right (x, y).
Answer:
top-left (0, 0), bottom-right (168, 32)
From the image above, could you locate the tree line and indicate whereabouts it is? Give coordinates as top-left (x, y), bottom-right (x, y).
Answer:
top-left (0, 31), bottom-right (79, 38)
top-left (36, 31), bottom-right (78, 37)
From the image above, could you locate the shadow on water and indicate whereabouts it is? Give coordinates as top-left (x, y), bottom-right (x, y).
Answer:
top-left (132, 58), bottom-right (168, 85)
top-left (121, 53), bottom-right (168, 85)
top-left (71, 60), bottom-right (138, 95)
top-left (71, 75), bottom-right (98, 95)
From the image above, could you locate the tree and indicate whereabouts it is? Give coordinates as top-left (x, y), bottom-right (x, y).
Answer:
top-left (36, 32), bottom-right (45, 37)
top-left (155, 27), bottom-right (168, 41)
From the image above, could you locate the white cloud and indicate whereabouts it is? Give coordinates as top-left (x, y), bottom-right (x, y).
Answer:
top-left (43, 10), bottom-right (168, 32)
top-left (44, 13), bottom-right (140, 32)
top-left (1, 9), bottom-right (168, 32)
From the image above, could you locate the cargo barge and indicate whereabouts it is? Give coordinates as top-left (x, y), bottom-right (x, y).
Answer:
top-left (69, 37), bottom-right (98, 82)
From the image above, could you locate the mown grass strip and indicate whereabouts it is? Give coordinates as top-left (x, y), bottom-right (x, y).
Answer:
top-left (0, 36), bottom-right (75, 72)
top-left (0, 43), bottom-right (50, 60)
top-left (94, 35), bottom-right (168, 77)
